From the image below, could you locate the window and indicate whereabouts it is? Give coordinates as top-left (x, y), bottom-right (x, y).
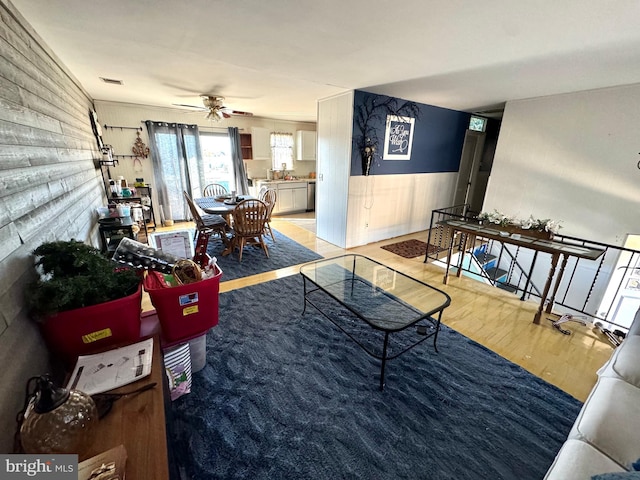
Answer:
top-left (270, 132), bottom-right (293, 171)
top-left (198, 133), bottom-right (235, 196)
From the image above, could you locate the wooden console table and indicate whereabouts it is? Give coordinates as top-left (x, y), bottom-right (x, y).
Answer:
top-left (80, 336), bottom-right (172, 480)
top-left (441, 220), bottom-right (605, 324)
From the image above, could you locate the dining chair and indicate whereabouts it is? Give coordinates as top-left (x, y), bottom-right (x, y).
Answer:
top-left (203, 183), bottom-right (229, 197)
top-left (230, 199), bottom-right (270, 262)
top-left (183, 191), bottom-right (229, 264)
top-left (259, 188), bottom-right (277, 242)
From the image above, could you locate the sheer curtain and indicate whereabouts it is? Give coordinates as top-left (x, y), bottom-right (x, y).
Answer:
top-left (270, 132), bottom-right (294, 171)
top-left (145, 121), bottom-right (203, 222)
top-left (228, 127), bottom-right (249, 195)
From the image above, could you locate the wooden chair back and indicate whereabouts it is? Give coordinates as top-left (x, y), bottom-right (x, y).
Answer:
top-left (260, 188), bottom-right (277, 220)
top-left (203, 183), bottom-right (228, 197)
top-left (231, 199), bottom-right (270, 261)
top-left (232, 199), bottom-right (269, 237)
top-left (183, 191), bottom-right (205, 229)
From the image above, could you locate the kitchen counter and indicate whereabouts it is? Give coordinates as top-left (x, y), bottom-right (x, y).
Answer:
top-left (254, 178), bottom-right (316, 185)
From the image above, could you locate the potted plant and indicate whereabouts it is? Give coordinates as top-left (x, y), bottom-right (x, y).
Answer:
top-left (25, 240), bottom-right (143, 361)
top-left (476, 210), bottom-right (562, 240)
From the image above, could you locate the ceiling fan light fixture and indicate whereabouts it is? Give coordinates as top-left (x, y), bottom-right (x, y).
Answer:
top-left (206, 109), bottom-right (224, 122)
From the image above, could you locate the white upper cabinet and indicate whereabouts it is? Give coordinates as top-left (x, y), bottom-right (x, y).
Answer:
top-left (296, 130), bottom-right (317, 161)
top-left (251, 127), bottom-right (271, 160)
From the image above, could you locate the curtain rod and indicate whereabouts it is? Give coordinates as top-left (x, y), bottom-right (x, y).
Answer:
top-left (104, 124), bottom-right (143, 131)
top-left (139, 121), bottom-right (243, 132)
top-left (198, 125), bottom-right (245, 131)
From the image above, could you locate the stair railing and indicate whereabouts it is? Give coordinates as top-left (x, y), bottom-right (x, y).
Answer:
top-left (424, 205), bottom-right (640, 332)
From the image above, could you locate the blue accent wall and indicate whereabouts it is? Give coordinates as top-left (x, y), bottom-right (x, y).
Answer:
top-left (351, 90), bottom-right (470, 176)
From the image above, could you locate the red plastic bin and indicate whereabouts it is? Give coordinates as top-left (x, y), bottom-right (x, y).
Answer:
top-left (143, 265), bottom-right (222, 343)
top-left (40, 283), bottom-right (143, 362)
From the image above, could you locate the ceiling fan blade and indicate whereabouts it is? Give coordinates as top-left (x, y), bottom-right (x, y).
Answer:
top-left (222, 108), bottom-right (253, 117)
top-left (172, 103), bottom-right (206, 110)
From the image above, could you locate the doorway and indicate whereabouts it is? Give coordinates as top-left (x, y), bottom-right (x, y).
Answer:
top-left (452, 117), bottom-right (501, 216)
top-left (453, 130), bottom-right (485, 215)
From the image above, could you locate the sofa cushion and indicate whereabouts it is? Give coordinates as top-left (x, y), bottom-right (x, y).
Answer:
top-left (570, 377), bottom-right (640, 469)
top-left (598, 336), bottom-right (640, 388)
top-left (544, 439), bottom-right (626, 480)
top-left (592, 473), bottom-right (640, 479)
top-left (627, 307), bottom-right (640, 336)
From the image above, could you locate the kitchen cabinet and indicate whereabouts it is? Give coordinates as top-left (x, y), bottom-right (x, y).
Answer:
top-left (256, 181), bottom-right (308, 215)
top-left (251, 127), bottom-right (271, 160)
top-left (240, 133), bottom-right (252, 159)
top-left (296, 130), bottom-right (317, 161)
top-left (276, 182), bottom-right (307, 214)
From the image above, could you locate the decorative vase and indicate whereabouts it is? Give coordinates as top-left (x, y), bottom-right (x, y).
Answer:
top-left (361, 146), bottom-right (374, 176)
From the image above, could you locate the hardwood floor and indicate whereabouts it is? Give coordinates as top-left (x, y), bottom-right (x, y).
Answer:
top-left (145, 214), bottom-right (614, 402)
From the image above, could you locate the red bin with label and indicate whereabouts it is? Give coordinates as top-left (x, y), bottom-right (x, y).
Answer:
top-left (143, 265), bottom-right (222, 343)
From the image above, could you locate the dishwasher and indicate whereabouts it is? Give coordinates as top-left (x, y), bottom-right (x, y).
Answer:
top-left (306, 181), bottom-right (316, 211)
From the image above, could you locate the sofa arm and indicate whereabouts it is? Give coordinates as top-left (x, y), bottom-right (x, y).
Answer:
top-left (545, 439), bottom-right (626, 479)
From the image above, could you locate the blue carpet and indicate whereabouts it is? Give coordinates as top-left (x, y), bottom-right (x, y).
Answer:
top-left (170, 275), bottom-right (580, 480)
top-left (207, 229), bottom-right (322, 281)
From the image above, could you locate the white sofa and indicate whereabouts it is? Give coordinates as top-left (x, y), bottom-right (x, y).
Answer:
top-left (545, 311), bottom-right (640, 479)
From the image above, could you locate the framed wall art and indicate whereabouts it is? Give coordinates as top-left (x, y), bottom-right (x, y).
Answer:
top-left (383, 115), bottom-right (415, 160)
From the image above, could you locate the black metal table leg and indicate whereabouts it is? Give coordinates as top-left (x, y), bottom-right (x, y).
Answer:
top-left (301, 275), bottom-right (308, 315)
top-left (379, 332), bottom-right (390, 391)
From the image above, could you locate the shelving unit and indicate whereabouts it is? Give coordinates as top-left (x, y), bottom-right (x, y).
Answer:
top-left (99, 217), bottom-right (138, 255)
top-left (109, 185), bottom-right (156, 233)
top-left (135, 185), bottom-right (157, 229)
top-left (240, 133), bottom-right (253, 160)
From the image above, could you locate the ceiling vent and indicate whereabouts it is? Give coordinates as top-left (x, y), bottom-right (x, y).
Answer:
top-left (99, 77), bottom-right (124, 85)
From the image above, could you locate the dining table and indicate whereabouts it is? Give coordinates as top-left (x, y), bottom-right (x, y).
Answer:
top-left (194, 195), bottom-right (249, 216)
top-left (194, 195), bottom-right (256, 256)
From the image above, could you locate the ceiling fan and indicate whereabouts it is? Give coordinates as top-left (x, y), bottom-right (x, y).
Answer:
top-left (173, 95), bottom-right (253, 121)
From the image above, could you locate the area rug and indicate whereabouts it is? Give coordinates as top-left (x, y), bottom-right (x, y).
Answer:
top-left (381, 238), bottom-right (441, 258)
top-left (206, 228), bottom-right (322, 281)
top-left (169, 275), bottom-right (580, 480)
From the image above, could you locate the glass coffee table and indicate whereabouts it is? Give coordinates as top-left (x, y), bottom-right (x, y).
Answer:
top-left (300, 254), bottom-right (451, 390)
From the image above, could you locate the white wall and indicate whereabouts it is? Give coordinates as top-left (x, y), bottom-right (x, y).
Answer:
top-left (483, 83), bottom-right (640, 246)
top-left (316, 92), bottom-right (352, 248)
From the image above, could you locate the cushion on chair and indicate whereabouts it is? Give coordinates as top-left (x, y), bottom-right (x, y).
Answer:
top-left (202, 214), bottom-right (227, 228)
top-left (544, 439), bottom-right (626, 480)
top-left (569, 377), bottom-right (640, 469)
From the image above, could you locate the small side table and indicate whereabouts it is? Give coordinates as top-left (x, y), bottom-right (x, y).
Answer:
top-left (99, 217), bottom-right (137, 255)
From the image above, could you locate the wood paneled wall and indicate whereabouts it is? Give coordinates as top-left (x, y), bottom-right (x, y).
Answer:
top-left (0, 1), bottom-right (104, 452)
